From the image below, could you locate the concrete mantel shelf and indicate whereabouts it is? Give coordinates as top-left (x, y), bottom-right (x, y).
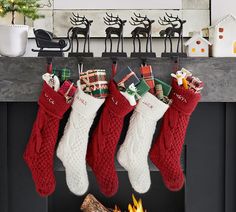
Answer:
top-left (0, 57), bottom-right (235, 102)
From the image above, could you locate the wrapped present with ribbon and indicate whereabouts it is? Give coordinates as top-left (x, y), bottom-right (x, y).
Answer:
top-left (154, 78), bottom-right (172, 105)
top-left (121, 83), bottom-right (137, 106)
top-left (121, 80), bottom-right (150, 105)
top-left (155, 83), bottom-right (164, 100)
top-left (113, 66), bottom-right (140, 91)
top-left (58, 80), bottom-right (77, 103)
top-left (140, 65), bottom-right (155, 94)
top-left (154, 78), bottom-right (172, 97)
top-left (80, 69), bottom-right (108, 98)
top-left (187, 75), bottom-right (204, 92)
top-left (135, 79), bottom-right (150, 100)
top-left (53, 68), bottom-right (71, 82)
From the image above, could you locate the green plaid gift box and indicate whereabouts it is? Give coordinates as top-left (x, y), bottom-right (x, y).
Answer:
top-left (135, 79), bottom-right (150, 100)
top-left (53, 68), bottom-right (71, 81)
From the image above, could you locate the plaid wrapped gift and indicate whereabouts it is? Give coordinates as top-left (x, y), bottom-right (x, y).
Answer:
top-left (135, 79), bottom-right (150, 100)
top-left (53, 68), bottom-right (71, 82)
top-left (113, 66), bottom-right (140, 91)
top-left (140, 65), bottom-right (155, 94)
top-left (80, 69), bottom-right (108, 98)
top-left (154, 78), bottom-right (172, 97)
top-left (58, 80), bottom-right (77, 98)
top-left (155, 83), bottom-right (164, 100)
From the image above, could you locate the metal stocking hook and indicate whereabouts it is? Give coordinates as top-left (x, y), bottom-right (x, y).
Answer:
top-left (77, 57), bottom-right (84, 80)
top-left (111, 56), bottom-right (118, 65)
top-left (141, 58), bottom-right (147, 67)
top-left (111, 57), bottom-right (118, 77)
top-left (172, 56), bottom-right (180, 72)
top-left (78, 62), bottom-right (84, 76)
top-left (46, 57), bottom-right (53, 73)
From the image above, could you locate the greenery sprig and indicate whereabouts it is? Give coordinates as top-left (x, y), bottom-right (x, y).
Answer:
top-left (0, 0), bottom-right (44, 25)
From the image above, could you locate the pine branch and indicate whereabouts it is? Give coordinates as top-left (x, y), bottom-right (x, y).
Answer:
top-left (0, 0), bottom-right (43, 24)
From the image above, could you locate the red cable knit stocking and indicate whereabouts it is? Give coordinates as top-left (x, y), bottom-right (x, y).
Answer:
top-left (86, 81), bottom-right (134, 197)
top-left (23, 83), bottom-right (71, 196)
top-left (150, 79), bottom-right (201, 191)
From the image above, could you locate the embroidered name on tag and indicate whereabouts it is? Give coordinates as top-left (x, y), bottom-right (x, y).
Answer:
top-left (142, 101), bottom-right (153, 109)
top-left (173, 92), bottom-right (187, 103)
top-left (44, 93), bottom-right (55, 104)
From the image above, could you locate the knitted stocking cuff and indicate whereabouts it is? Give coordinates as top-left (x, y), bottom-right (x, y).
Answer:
top-left (38, 83), bottom-right (72, 118)
top-left (136, 92), bottom-right (169, 121)
top-left (72, 81), bottom-right (106, 119)
top-left (105, 80), bottom-right (134, 117)
top-left (99, 80), bottom-right (135, 139)
top-left (170, 79), bottom-right (201, 115)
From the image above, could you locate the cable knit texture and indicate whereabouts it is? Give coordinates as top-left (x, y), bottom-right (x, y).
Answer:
top-left (117, 92), bottom-right (169, 193)
top-left (57, 81), bottom-right (105, 196)
top-left (23, 83), bottom-right (71, 196)
top-left (150, 79), bottom-right (201, 191)
top-left (86, 80), bottom-right (134, 197)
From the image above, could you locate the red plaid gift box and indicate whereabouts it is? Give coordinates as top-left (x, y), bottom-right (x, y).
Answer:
top-left (140, 65), bottom-right (155, 94)
top-left (80, 70), bottom-right (108, 98)
top-left (58, 80), bottom-right (77, 102)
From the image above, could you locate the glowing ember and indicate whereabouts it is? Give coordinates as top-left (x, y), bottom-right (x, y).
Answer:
top-left (127, 194), bottom-right (147, 212)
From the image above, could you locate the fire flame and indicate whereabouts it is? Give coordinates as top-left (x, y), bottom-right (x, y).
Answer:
top-left (113, 194), bottom-right (146, 212)
top-left (113, 205), bottom-right (121, 212)
top-left (127, 194), bottom-right (147, 212)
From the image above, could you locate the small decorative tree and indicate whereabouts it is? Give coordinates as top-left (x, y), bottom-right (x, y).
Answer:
top-left (0, 0), bottom-right (43, 25)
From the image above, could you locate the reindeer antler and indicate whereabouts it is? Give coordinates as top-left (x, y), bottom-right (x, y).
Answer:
top-left (106, 12), bottom-right (118, 20)
top-left (134, 13), bottom-right (147, 20)
top-left (129, 13), bottom-right (147, 26)
top-left (104, 13), bottom-right (120, 26)
top-left (70, 13), bottom-right (86, 26)
top-left (158, 13), bottom-right (180, 26)
top-left (165, 13), bottom-right (180, 21)
top-left (158, 16), bottom-right (172, 25)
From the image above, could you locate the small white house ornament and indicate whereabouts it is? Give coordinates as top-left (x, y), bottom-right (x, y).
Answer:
top-left (185, 32), bottom-right (211, 57)
top-left (209, 14), bottom-right (236, 57)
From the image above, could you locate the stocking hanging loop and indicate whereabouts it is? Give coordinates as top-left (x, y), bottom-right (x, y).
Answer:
top-left (46, 57), bottom-right (53, 74)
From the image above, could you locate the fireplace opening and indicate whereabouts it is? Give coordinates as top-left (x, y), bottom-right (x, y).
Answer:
top-left (48, 171), bottom-right (185, 212)
top-left (3, 102), bottom-right (228, 212)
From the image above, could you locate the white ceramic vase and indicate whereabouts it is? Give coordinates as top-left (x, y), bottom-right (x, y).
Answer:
top-left (0, 25), bottom-right (29, 57)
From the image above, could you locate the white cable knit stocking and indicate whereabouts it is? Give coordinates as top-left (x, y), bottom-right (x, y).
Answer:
top-left (117, 92), bottom-right (169, 193)
top-left (57, 81), bottom-right (105, 195)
